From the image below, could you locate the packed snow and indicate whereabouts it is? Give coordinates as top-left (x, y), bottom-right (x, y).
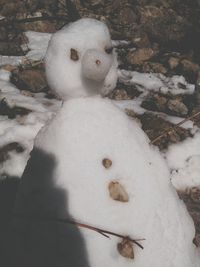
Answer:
top-left (0, 31), bottom-right (51, 67)
top-left (0, 17), bottom-right (200, 267)
top-left (45, 18), bottom-right (118, 99)
top-left (0, 69), bottom-right (60, 177)
top-left (119, 69), bottom-right (195, 95)
top-left (166, 132), bottom-right (200, 191)
top-left (15, 97), bottom-right (199, 267)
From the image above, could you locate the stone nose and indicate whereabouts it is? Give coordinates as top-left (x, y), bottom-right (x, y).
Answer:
top-left (81, 49), bottom-right (112, 82)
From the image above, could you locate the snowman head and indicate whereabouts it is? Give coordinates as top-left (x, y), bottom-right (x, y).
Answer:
top-left (45, 18), bottom-right (118, 99)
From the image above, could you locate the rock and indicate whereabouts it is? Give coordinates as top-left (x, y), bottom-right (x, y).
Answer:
top-left (139, 5), bottom-right (190, 45)
top-left (102, 158), bottom-right (112, 169)
top-left (168, 57), bottom-right (180, 69)
top-left (0, 98), bottom-right (31, 119)
top-left (0, 41), bottom-right (24, 56)
top-left (141, 93), bottom-right (168, 113)
top-left (125, 109), bottom-right (138, 119)
top-left (109, 83), bottom-right (141, 100)
top-left (180, 59), bottom-right (200, 74)
top-left (108, 181), bottom-right (129, 202)
top-left (190, 187), bottom-right (200, 203)
top-left (142, 62), bottom-right (167, 74)
top-left (84, 0), bottom-right (105, 7)
top-left (139, 113), bottom-right (191, 150)
top-left (127, 48), bottom-right (156, 65)
top-left (142, 94), bottom-right (189, 117)
top-left (110, 89), bottom-right (130, 100)
top-left (1, 65), bottom-right (17, 72)
top-left (11, 69), bottom-right (48, 93)
top-left (18, 21), bottom-right (57, 33)
top-left (178, 189), bottom-right (200, 247)
top-left (117, 238), bottom-right (134, 259)
top-left (167, 99), bottom-right (188, 116)
top-left (131, 30), bottom-right (151, 48)
top-left (118, 6), bottom-right (137, 25)
top-left (0, 142), bottom-right (24, 163)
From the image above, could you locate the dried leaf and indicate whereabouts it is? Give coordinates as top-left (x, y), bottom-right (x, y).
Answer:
top-left (108, 181), bottom-right (129, 202)
top-left (117, 238), bottom-right (134, 259)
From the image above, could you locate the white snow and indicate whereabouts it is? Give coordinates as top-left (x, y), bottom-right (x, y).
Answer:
top-left (119, 70), bottom-right (195, 95)
top-left (45, 18), bottom-right (118, 99)
top-left (0, 69), bottom-right (61, 177)
top-left (0, 31), bottom-right (51, 67)
top-left (25, 31), bottom-right (52, 61)
top-left (165, 132), bottom-right (200, 190)
top-left (16, 97), bottom-right (199, 267)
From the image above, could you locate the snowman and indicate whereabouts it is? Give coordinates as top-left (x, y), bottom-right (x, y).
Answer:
top-left (11, 18), bottom-right (200, 267)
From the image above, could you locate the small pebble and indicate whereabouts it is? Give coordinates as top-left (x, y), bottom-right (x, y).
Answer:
top-left (102, 158), bottom-right (112, 169)
top-left (70, 48), bottom-right (79, 61)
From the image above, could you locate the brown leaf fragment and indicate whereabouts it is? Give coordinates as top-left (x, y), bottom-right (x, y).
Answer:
top-left (70, 48), bottom-right (79, 61)
top-left (117, 237), bottom-right (134, 259)
top-left (108, 181), bottom-right (129, 202)
top-left (102, 158), bottom-right (112, 169)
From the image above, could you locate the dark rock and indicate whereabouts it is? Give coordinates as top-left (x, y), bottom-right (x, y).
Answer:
top-left (168, 57), bottom-right (180, 70)
top-left (139, 5), bottom-right (190, 45)
top-left (141, 93), bottom-right (194, 117)
top-left (118, 6), bottom-right (137, 25)
top-left (127, 47), bottom-right (157, 65)
top-left (0, 98), bottom-right (31, 119)
top-left (131, 30), bottom-right (151, 48)
top-left (167, 99), bottom-right (188, 116)
top-left (141, 93), bottom-right (167, 113)
top-left (178, 188), bottom-right (200, 247)
top-left (142, 62), bottom-right (167, 74)
top-left (0, 41), bottom-right (24, 56)
top-left (138, 112), bottom-right (191, 150)
top-left (11, 69), bottom-right (48, 93)
top-left (0, 142), bottom-right (24, 163)
top-left (109, 83), bottom-right (141, 100)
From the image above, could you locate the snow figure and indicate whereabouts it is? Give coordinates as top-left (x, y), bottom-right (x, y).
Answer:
top-left (45, 18), bottom-right (118, 99)
top-left (11, 18), bottom-right (200, 267)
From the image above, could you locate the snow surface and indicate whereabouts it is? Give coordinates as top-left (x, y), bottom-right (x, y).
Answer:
top-left (0, 31), bottom-right (51, 67)
top-left (45, 18), bottom-right (118, 99)
top-left (166, 132), bottom-right (200, 190)
top-left (0, 69), bottom-right (61, 177)
top-left (119, 70), bottom-right (195, 95)
top-left (15, 97), bottom-right (199, 267)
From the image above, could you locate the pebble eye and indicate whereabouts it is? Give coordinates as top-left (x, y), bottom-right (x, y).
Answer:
top-left (70, 48), bottom-right (79, 61)
top-left (105, 46), bottom-right (113, 54)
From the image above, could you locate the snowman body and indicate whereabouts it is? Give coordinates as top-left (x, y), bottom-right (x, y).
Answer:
top-left (12, 18), bottom-right (199, 267)
top-left (15, 97), bottom-right (199, 267)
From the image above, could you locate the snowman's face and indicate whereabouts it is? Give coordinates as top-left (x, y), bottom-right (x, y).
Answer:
top-left (45, 19), bottom-right (117, 99)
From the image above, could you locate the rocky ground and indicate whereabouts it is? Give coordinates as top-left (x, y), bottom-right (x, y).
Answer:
top-left (0, 0), bottom-right (200, 246)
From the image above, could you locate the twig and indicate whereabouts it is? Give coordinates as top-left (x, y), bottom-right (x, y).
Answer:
top-left (0, 15), bottom-right (69, 26)
top-left (14, 213), bottom-right (145, 249)
top-left (150, 110), bottom-right (200, 145)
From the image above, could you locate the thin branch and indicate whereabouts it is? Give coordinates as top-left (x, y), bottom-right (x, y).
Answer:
top-left (14, 213), bottom-right (145, 249)
top-left (150, 110), bottom-right (200, 145)
top-left (0, 15), bottom-right (69, 26)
